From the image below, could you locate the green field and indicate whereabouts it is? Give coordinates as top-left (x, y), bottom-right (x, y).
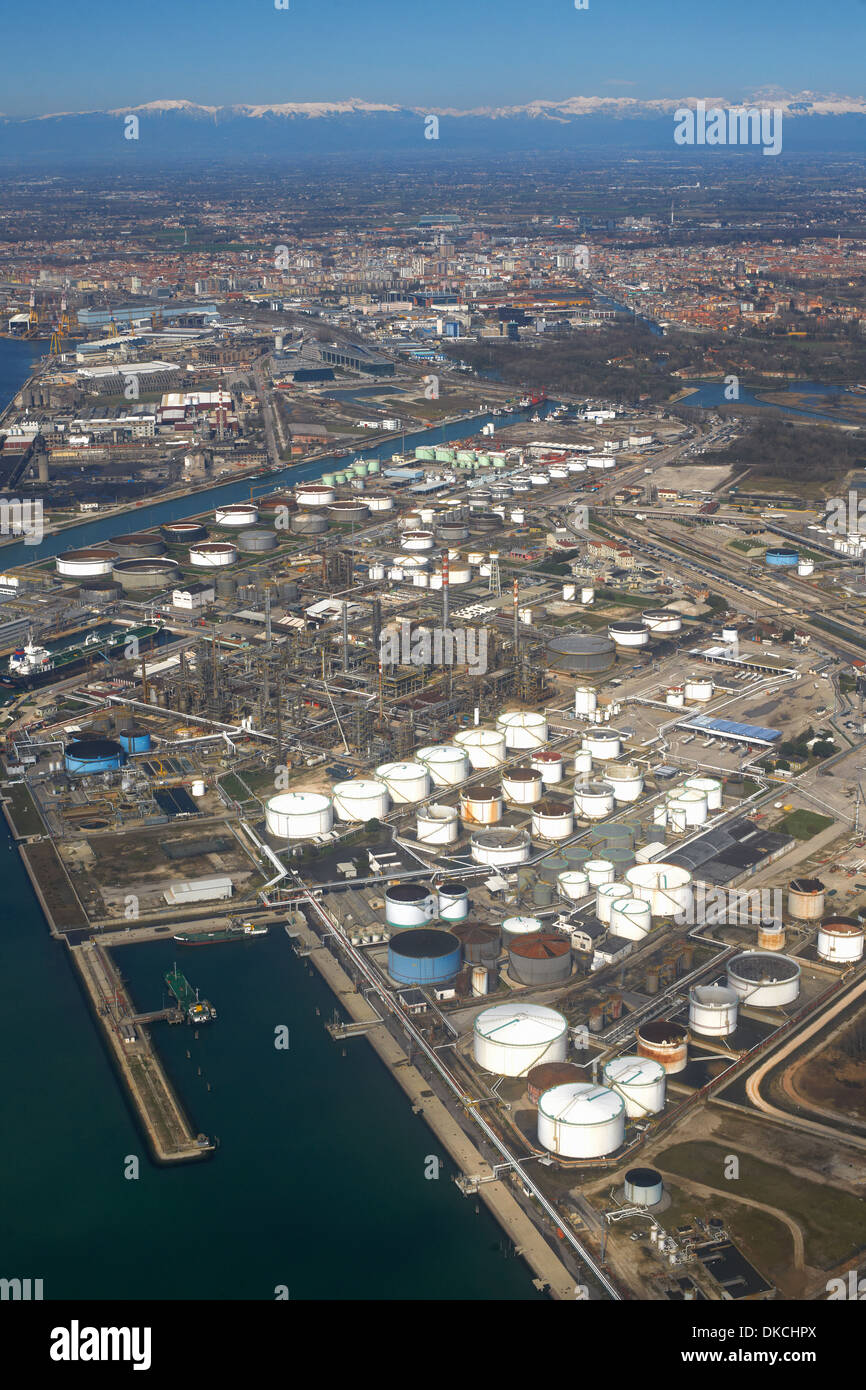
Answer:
top-left (774, 808), bottom-right (834, 840)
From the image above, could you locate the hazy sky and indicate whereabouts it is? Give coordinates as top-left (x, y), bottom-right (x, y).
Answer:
top-left (3, 0), bottom-right (866, 117)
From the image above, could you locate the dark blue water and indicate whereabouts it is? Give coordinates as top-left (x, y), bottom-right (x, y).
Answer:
top-left (596, 294), bottom-right (664, 336)
top-left (681, 378), bottom-right (855, 422)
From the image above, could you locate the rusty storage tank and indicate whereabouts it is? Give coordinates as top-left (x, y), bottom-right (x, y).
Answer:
top-left (589, 1004), bottom-right (606, 1034)
top-left (452, 921), bottom-right (501, 969)
top-left (635, 1019), bottom-right (688, 1074)
top-left (787, 877), bottom-right (825, 921)
top-left (508, 932), bottom-right (572, 987)
top-left (258, 493), bottom-right (295, 516)
top-left (605, 991), bottom-right (624, 1021)
top-left (526, 1061), bottom-right (584, 1107)
top-left (644, 967), bottom-right (660, 996)
top-left (161, 520), bottom-right (209, 544)
top-left (678, 943), bottom-right (696, 973)
top-left (757, 919), bottom-right (786, 951)
top-left (110, 531), bottom-right (167, 559)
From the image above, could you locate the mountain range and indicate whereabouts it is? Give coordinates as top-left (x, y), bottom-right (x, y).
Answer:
top-left (2, 91), bottom-right (866, 161)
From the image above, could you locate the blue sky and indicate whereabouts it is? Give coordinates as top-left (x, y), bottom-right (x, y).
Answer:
top-left (3, 0), bottom-right (865, 117)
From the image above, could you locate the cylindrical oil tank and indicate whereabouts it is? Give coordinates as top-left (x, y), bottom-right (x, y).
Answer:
top-left (689, 986), bottom-right (739, 1037)
top-left (531, 799), bottom-right (574, 841)
top-left (683, 676), bottom-right (714, 702)
top-left (635, 1019), bottom-right (688, 1074)
top-left (666, 686), bottom-right (686, 708)
top-left (526, 1062), bottom-right (583, 1107)
top-left (329, 500), bottom-right (370, 525)
top-left (509, 933), bottom-right (572, 987)
top-left (573, 780), bottom-right (616, 820)
top-left (666, 799), bottom-right (688, 833)
top-left (257, 493), bottom-right (295, 516)
top-left (416, 804), bottom-right (459, 845)
top-left (532, 881), bottom-right (555, 909)
top-left (608, 621), bottom-right (650, 648)
top-left (400, 528), bottom-right (434, 551)
top-left (575, 686), bottom-right (598, 718)
top-left (471, 966), bottom-right (490, 996)
top-left (237, 528), bottom-right (278, 552)
top-left (502, 766), bottom-right (544, 804)
top-left (531, 750), bottom-right (563, 784)
top-left (641, 610), bottom-right (682, 635)
top-left (557, 870), bottom-right (590, 901)
top-left (78, 578), bottom-right (122, 604)
top-left (470, 828), bottom-right (530, 867)
top-left (265, 791), bottom-right (333, 839)
top-left (757, 919), bottom-right (786, 951)
top-left (332, 777), bottom-right (390, 822)
top-left (384, 883), bottom-right (437, 928)
top-left (817, 917), bottom-right (865, 963)
top-left (787, 878), bottom-right (825, 920)
top-left (574, 749), bottom-right (594, 776)
top-left (435, 522), bottom-right (468, 543)
top-left (118, 728), bottom-right (151, 755)
top-left (57, 547), bottom-right (118, 578)
top-left (676, 788), bottom-right (708, 826)
top-left (161, 520), bottom-right (208, 544)
top-left (216, 574), bottom-right (237, 599)
top-left (290, 511), bottom-right (330, 535)
top-left (563, 845), bottom-right (591, 868)
top-left (586, 858), bottom-right (615, 887)
top-left (64, 738), bottom-right (123, 775)
top-left (625, 863), bottom-right (693, 917)
top-left (375, 761), bottom-right (430, 805)
top-left (296, 484), bottom-right (335, 509)
top-left (112, 558), bottom-right (179, 590)
top-left (726, 952), bottom-right (801, 1006)
top-left (684, 776), bottom-right (722, 811)
top-left (547, 634), bottom-right (615, 674)
top-left (437, 882), bottom-right (470, 923)
top-left (501, 914), bottom-right (543, 946)
top-left (609, 897), bottom-right (652, 940)
top-left (605, 846), bottom-right (636, 874)
top-left (596, 882), bottom-right (628, 924)
top-left (415, 744), bottom-right (469, 786)
top-left (605, 762), bottom-right (643, 803)
top-left (388, 928), bottom-right (462, 985)
top-left (366, 494), bottom-right (395, 514)
top-left (537, 1083), bottom-right (625, 1158)
top-left (473, 1003), bottom-right (569, 1077)
top-left (189, 542), bottom-right (238, 567)
top-left (603, 1056), bottom-right (666, 1116)
top-left (110, 532), bottom-right (166, 559)
top-left (581, 729), bottom-right (622, 761)
top-left (460, 781), bottom-right (503, 825)
top-left (215, 504), bottom-right (258, 528)
top-left (454, 921), bottom-right (501, 968)
top-left (496, 711), bottom-right (548, 750)
top-left (624, 1167), bottom-right (664, 1206)
top-left (454, 727), bottom-right (507, 769)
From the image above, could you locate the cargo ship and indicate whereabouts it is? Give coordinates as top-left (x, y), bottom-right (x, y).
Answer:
top-left (1, 622), bottom-right (162, 691)
top-left (173, 922), bottom-right (268, 945)
top-left (165, 966), bottom-right (217, 1023)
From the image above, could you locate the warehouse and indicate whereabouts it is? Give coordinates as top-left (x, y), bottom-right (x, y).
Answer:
top-left (675, 714), bottom-right (782, 746)
top-left (666, 818), bottom-right (795, 888)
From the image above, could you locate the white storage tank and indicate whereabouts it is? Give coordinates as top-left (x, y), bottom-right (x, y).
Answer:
top-left (215, 504), bottom-right (258, 528)
top-left (642, 610), bottom-right (682, 634)
top-left (816, 917), bottom-right (865, 963)
top-left (684, 776), bottom-right (722, 812)
top-left (586, 858), bottom-right (615, 887)
top-left (689, 986), bottom-right (739, 1037)
top-left (537, 1083), bottom-right (625, 1159)
top-left (460, 782), bottom-right (503, 825)
top-left (401, 529), bottom-right (435, 552)
top-left (573, 779), bottom-right (616, 820)
top-left (676, 788), bottom-right (708, 826)
top-left (572, 750), bottom-right (593, 777)
top-left (332, 777), bottom-right (391, 822)
top-left (684, 676), bottom-right (714, 702)
top-left (531, 750), bottom-right (563, 784)
top-left (726, 952), bottom-right (801, 1007)
top-left (366, 494), bottom-right (394, 513)
top-left (575, 686), bottom-right (598, 718)
top-left (625, 863), bottom-right (693, 918)
top-left (531, 799), bottom-right (574, 840)
top-left (384, 882), bottom-right (437, 928)
top-left (473, 1003), bottom-right (569, 1077)
top-left (454, 727), bottom-right (507, 769)
top-left (557, 870), bottom-right (590, 901)
top-left (470, 828), bottom-right (530, 867)
top-left (265, 791), bottom-right (333, 839)
top-left (665, 686), bottom-right (685, 708)
top-left (415, 744), bottom-right (469, 786)
top-left (605, 762), bottom-right (644, 803)
top-left (581, 729), bottom-right (621, 761)
top-left (501, 766), bottom-right (543, 805)
top-left (596, 882), bottom-right (628, 924)
top-left (602, 1057), bottom-right (666, 1116)
top-left (190, 779), bottom-right (206, 798)
top-left (375, 761), bottom-right (430, 805)
top-left (416, 804), bottom-right (459, 845)
top-left (787, 878), bottom-right (825, 920)
top-left (501, 915), bottom-right (544, 946)
top-left (296, 483), bottom-right (336, 509)
top-left (797, 558), bottom-right (814, 577)
top-left (496, 711), bottom-right (549, 750)
top-left (437, 882), bottom-right (470, 923)
top-left (624, 1168), bottom-right (664, 1207)
top-left (581, 587), bottom-right (595, 605)
top-left (608, 621), bottom-right (650, 648)
top-left (666, 798), bottom-right (688, 833)
top-left (189, 542), bottom-right (238, 568)
top-left (609, 896), bottom-right (652, 940)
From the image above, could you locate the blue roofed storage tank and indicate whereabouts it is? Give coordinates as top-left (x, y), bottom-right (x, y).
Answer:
top-left (65, 738), bottom-right (124, 774)
top-left (764, 548), bottom-right (798, 568)
top-left (118, 727), bottom-right (151, 754)
top-left (387, 928), bottom-right (462, 986)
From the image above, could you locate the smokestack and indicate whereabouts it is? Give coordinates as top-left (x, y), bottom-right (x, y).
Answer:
top-left (342, 601), bottom-right (349, 672)
top-left (442, 550), bottom-right (449, 630)
top-left (513, 577), bottom-right (519, 648)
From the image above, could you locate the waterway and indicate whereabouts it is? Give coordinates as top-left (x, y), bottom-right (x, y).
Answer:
top-left (0, 337), bottom-right (540, 1299)
top-left (680, 378), bottom-right (858, 423)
